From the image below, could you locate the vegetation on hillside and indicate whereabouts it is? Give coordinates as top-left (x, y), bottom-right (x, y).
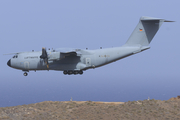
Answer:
top-left (0, 96), bottom-right (180, 120)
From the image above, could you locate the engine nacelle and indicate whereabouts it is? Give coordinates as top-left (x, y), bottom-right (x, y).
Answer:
top-left (48, 52), bottom-right (61, 61)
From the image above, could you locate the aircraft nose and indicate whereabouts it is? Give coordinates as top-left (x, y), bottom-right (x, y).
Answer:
top-left (7, 59), bottom-right (11, 67)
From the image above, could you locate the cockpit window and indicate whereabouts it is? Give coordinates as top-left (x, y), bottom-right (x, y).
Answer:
top-left (13, 55), bottom-right (18, 58)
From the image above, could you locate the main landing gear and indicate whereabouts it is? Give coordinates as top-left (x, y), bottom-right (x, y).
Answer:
top-left (63, 70), bottom-right (83, 75)
top-left (23, 72), bottom-right (28, 76)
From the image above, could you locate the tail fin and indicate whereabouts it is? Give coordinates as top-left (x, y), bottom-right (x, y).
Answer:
top-left (124, 16), bottom-right (173, 46)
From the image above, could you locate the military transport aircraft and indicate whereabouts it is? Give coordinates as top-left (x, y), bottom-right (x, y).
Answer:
top-left (7, 16), bottom-right (173, 76)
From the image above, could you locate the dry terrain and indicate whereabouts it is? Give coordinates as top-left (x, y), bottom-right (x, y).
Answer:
top-left (0, 96), bottom-right (180, 120)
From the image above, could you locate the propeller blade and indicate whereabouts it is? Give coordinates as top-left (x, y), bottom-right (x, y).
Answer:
top-left (46, 64), bottom-right (49, 69)
top-left (45, 58), bottom-right (49, 69)
top-left (40, 47), bottom-right (49, 69)
top-left (40, 47), bottom-right (48, 59)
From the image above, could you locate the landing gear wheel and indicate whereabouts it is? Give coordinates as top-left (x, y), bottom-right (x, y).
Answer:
top-left (63, 71), bottom-right (68, 75)
top-left (23, 72), bottom-right (28, 76)
top-left (68, 70), bottom-right (73, 75)
top-left (73, 71), bottom-right (78, 75)
top-left (79, 70), bottom-right (83, 75)
top-left (63, 70), bottom-right (84, 75)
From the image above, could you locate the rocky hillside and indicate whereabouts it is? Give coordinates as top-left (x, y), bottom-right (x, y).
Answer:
top-left (0, 96), bottom-right (180, 120)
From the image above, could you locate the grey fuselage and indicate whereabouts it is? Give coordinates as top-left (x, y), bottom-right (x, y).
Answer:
top-left (8, 46), bottom-right (149, 72)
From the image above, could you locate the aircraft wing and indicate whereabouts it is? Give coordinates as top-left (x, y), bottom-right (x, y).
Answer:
top-left (49, 48), bottom-right (82, 60)
top-left (60, 50), bottom-right (81, 59)
top-left (60, 51), bottom-right (81, 56)
top-left (48, 48), bottom-right (82, 61)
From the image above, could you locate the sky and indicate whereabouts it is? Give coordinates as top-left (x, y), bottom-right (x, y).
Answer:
top-left (0, 0), bottom-right (180, 107)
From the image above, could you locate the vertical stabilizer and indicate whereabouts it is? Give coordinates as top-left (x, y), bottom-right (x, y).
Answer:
top-left (124, 16), bottom-right (172, 46)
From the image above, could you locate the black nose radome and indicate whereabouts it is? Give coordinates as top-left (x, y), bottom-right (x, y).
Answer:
top-left (7, 59), bottom-right (11, 67)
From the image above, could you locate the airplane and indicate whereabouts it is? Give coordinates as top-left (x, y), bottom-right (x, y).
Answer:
top-left (6, 16), bottom-right (173, 76)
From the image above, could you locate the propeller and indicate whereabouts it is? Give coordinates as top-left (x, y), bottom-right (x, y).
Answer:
top-left (40, 47), bottom-right (49, 68)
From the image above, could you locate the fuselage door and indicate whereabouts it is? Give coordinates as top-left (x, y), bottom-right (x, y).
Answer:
top-left (24, 61), bottom-right (29, 69)
top-left (86, 58), bottom-right (91, 66)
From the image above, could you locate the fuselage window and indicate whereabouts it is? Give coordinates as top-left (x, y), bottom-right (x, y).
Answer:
top-left (13, 55), bottom-right (18, 58)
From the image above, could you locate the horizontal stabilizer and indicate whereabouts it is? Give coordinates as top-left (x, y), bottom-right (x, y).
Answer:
top-left (140, 16), bottom-right (175, 22)
top-left (164, 20), bottom-right (175, 22)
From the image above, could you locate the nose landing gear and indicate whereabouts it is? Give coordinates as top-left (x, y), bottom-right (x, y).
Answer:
top-left (23, 72), bottom-right (28, 76)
